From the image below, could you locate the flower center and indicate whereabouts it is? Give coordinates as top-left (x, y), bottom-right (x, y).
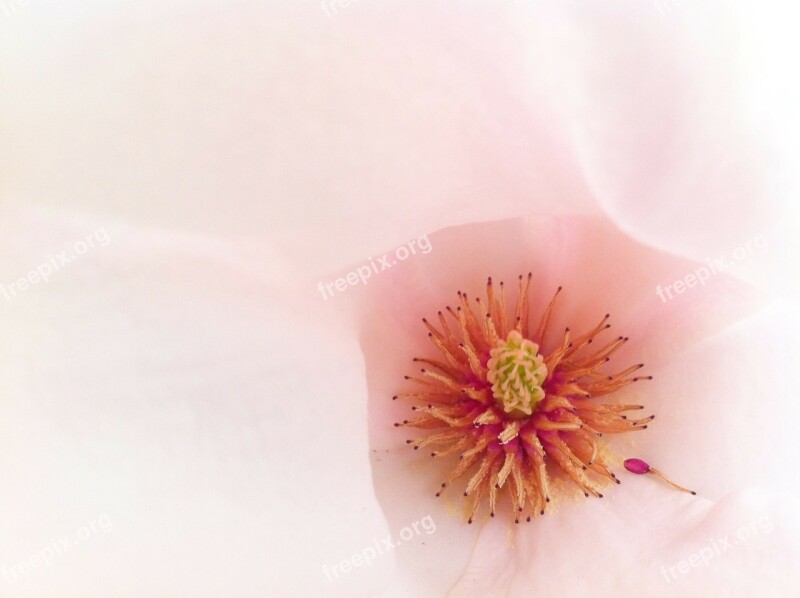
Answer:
top-left (487, 330), bottom-right (548, 418)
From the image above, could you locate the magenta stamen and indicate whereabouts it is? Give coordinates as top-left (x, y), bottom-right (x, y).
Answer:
top-left (623, 458), bottom-right (650, 475)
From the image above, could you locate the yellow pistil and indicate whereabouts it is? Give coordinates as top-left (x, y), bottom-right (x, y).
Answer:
top-left (487, 330), bottom-right (548, 418)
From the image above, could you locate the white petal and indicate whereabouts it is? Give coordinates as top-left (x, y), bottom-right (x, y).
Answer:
top-left (0, 210), bottom-right (393, 596)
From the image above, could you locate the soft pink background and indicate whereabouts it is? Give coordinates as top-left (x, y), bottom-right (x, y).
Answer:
top-left (1, 1), bottom-right (799, 596)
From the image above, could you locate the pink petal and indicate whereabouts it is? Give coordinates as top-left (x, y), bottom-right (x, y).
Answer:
top-left (360, 213), bottom-right (765, 593)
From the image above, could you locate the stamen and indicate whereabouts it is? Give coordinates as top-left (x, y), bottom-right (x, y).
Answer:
top-left (534, 285), bottom-right (561, 345)
top-left (399, 274), bottom-right (689, 524)
top-left (623, 458), bottom-right (696, 495)
top-left (515, 273), bottom-right (532, 338)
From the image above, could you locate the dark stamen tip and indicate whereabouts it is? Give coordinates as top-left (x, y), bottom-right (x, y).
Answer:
top-left (546, 497), bottom-right (551, 503)
top-left (691, 491), bottom-right (697, 496)
top-left (540, 510), bottom-right (545, 515)
top-left (598, 494), bottom-right (604, 498)
top-left (584, 492), bottom-right (589, 498)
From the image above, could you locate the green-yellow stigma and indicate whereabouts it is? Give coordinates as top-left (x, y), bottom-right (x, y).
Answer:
top-left (487, 330), bottom-right (548, 418)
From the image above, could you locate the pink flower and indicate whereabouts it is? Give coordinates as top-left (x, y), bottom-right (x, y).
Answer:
top-left (1, 1), bottom-right (798, 596)
top-left (361, 214), bottom-right (799, 596)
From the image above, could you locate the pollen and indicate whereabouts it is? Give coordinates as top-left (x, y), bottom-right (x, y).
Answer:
top-left (394, 274), bottom-right (692, 524)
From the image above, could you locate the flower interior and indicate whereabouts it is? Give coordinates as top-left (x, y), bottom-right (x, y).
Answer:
top-left (394, 274), bottom-right (659, 524)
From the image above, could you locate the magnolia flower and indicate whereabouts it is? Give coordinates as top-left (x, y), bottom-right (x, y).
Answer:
top-left (1, 1), bottom-right (798, 597)
top-left (361, 215), bottom-right (800, 596)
